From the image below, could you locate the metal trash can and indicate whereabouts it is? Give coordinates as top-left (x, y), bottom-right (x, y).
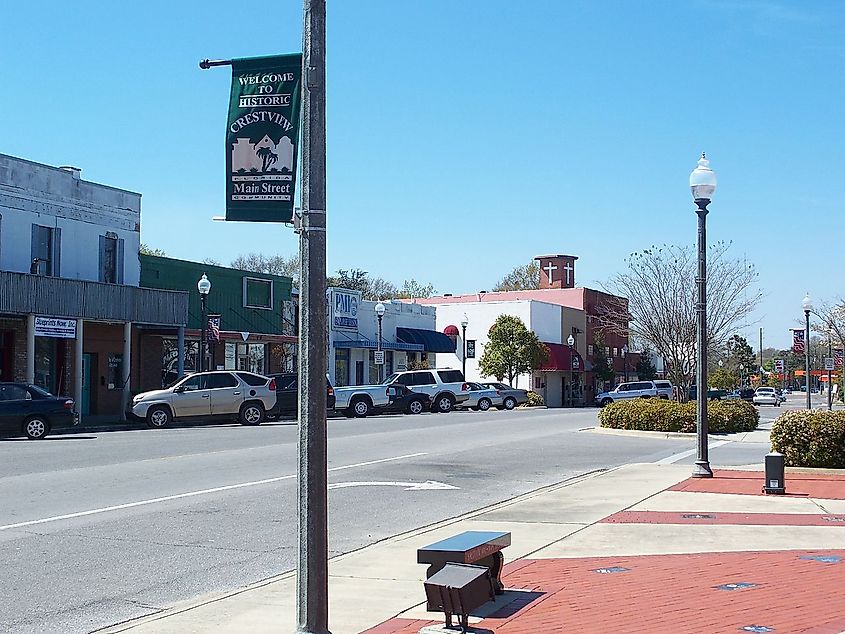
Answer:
top-left (764, 452), bottom-right (785, 495)
top-left (423, 563), bottom-right (495, 632)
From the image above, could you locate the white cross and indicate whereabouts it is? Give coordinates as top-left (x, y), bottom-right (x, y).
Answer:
top-left (543, 261), bottom-right (557, 284)
top-left (563, 261), bottom-right (574, 285)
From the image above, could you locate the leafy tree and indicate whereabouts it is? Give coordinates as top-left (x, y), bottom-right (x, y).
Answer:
top-left (140, 244), bottom-right (166, 256)
top-left (709, 367), bottom-right (736, 390)
top-left (601, 242), bottom-right (761, 392)
top-left (396, 279), bottom-right (436, 299)
top-left (726, 335), bottom-right (756, 372)
top-left (231, 252), bottom-right (299, 284)
top-left (493, 261), bottom-right (540, 292)
top-left (478, 315), bottom-right (548, 387)
top-left (326, 269), bottom-right (437, 301)
top-left (635, 349), bottom-right (658, 380)
top-left (591, 332), bottom-right (615, 385)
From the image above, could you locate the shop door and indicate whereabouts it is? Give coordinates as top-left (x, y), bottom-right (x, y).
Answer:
top-left (355, 361), bottom-right (364, 386)
top-left (0, 332), bottom-right (13, 381)
top-left (82, 353), bottom-right (94, 416)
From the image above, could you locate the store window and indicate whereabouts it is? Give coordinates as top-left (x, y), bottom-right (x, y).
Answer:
top-left (34, 337), bottom-right (56, 393)
top-left (107, 353), bottom-right (123, 390)
top-left (243, 277), bottom-right (273, 309)
top-left (334, 349), bottom-right (350, 387)
top-left (31, 224), bottom-right (60, 276)
top-left (225, 342), bottom-right (265, 374)
top-left (161, 339), bottom-right (199, 387)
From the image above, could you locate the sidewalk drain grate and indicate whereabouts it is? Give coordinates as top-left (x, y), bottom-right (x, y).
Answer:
top-left (740, 627), bottom-right (774, 633)
top-left (681, 513), bottom-right (714, 519)
top-left (592, 567), bottom-right (629, 574)
top-left (800, 555), bottom-right (842, 563)
top-left (716, 582), bottom-right (757, 591)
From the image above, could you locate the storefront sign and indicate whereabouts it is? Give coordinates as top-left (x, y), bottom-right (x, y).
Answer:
top-left (466, 340), bottom-right (476, 359)
top-left (329, 289), bottom-right (361, 332)
top-left (34, 316), bottom-right (77, 339)
top-left (226, 54), bottom-right (303, 223)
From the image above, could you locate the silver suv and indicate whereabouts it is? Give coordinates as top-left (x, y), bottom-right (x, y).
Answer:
top-left (131, 371), bottom-right (277, 428)
top-left (596, 381), bottom-right (659, 407)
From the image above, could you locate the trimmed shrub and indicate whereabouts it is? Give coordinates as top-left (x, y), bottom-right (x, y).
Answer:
top-left (770, 410), bottom-right (845, 468)
top-left (598, 398), bottom-right (758, 434)
top-left (523, 391), bottom-right (545, 407)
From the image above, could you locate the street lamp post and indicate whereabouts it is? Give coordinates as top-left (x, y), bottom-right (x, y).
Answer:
top-left (460, 314), bottom-right (469, 379)
top-left (375, 302), bottom-right (385, 383)
top-left (690, 153), bottom-right (717, 478)
top-left (622, 344), bottom-right (629, 382)
top-left (803, 293), bottom-right (812, 410)
top-left (197, 274), bottom-right (211, 373)
top-left (739, 363), bottom-right (744, 387)
top-left (568, 334), bottom-right (575, 407)
top-left (828, 338), bottom-right (833, 411)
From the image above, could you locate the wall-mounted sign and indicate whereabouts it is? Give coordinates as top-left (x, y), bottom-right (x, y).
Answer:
top-left (374, 350), bottom-right (385, 365)
top-left (329, 289), bottom-right (361, 332)
top-left (226, 54), bottom-right (303, 223)
top-left (34, 316), bottom-right (77, 339)
top-left (825, 357), bottom-right (835, 371)
top-left (572, 356), bottom-right (581, 371)
top-left (466, 340), bottom-right (476, 359)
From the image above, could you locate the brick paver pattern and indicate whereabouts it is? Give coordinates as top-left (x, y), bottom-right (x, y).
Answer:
top-left (362, 550), bottom-right (845, 634)
top-left (602, 510), bottom-right (845, 526)
top-left (669, 470), bottom-right (845, 499)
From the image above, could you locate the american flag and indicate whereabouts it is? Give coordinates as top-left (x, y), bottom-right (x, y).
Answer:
top-left (835, 349), bottom-right (844, 369)
top-left (792, 329), bottom-right (805, 354)
top-left (207, 315), bottom-right (221, 342)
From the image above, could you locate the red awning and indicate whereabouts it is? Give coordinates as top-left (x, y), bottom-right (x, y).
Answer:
top-left (443, 324), bottom-right (459, 337)
top-left (539, 342), bottom-right (585, 372)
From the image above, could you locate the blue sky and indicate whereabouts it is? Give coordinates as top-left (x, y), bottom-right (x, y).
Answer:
top-left (2, 0), bottom-right (842, 349)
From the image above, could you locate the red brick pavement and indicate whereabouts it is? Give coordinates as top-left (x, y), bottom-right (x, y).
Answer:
top-left (602, 510), bottom-right (845, 526)
top-left (360, 550), bottom-right (845, 634)
top-left (669, 470), bottom-right (845, 499)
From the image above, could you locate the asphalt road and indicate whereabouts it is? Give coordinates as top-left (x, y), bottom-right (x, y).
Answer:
top-left (0, 401), bottom-right (795, 633)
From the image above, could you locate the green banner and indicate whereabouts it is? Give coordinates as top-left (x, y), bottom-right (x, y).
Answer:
top-left (226, 54), bottom-right (302, 222)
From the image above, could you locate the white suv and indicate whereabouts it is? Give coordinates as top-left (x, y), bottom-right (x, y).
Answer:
top-left (596, 381), bottom-right (658, 407)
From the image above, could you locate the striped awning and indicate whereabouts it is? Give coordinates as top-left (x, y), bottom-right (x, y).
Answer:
top-left (333, 338), bottom-right (423, 352)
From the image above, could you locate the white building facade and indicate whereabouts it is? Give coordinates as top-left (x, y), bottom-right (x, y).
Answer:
top-left (327, 288), bottom-right (456, 387)
top-left (429, 299), bottom-right (587, 407)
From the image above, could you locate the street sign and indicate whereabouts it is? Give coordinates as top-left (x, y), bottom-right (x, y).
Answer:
top-left (825, 357), bottom-right (835, 371)
top-left (374, 350), bottom-right (385, 365)
top-left (774, 359), bottom-right (784, 373)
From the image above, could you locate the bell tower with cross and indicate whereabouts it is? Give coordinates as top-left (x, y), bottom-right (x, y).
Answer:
top-left (534, 254), bottom-right (578, 289)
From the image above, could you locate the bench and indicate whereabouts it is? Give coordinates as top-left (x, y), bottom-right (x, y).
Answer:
top-left (417, 530), bottom-right (511, 595)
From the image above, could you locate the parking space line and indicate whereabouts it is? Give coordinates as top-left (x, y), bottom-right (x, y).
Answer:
top-left (0, 451), bottom-right (427, 532)
top-left (655, 440), bottom-right (731, 465)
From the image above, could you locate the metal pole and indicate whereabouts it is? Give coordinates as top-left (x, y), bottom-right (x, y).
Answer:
top-left (200, 294), bottom-right (207, 373)
top-left (828, 338), bottom-right (833, 411)
top-left (297, 0), bottom-right (329, 631)
top-left (377, 314), bottom-right (383, 383)
top-left (693, 199), bottom-right (712, 478)
top-left (805, 309), bottom-right (811, 410)
top-left (759, 327), bottom-right (763, 380)
top-left (461, 324), bottom-right (467, 379)
top-left (623, 351), bottom-right (628, 382)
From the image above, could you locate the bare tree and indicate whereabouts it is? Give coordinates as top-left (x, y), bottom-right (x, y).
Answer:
top-left (600, 242), bottom-right (761, 390)
top-left (493, 261), bottom-right (540, 291)
top-left (231, 253), bottom-right (299, 285)
top-left (396, 279), bottom-right (436, 299)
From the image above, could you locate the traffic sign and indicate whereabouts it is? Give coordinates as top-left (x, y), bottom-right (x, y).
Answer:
top-left (374, 350), bottom-right (385, 365)
top-left (825, 357), bottom-right (835, 371)
top-left (774, 359), bottom-right (784, 373)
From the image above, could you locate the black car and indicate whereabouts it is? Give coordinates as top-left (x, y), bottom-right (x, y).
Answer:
top-left (268, 373), bottom-right (336, 416)
top-left (379, 384), bottom-right (431, 415)
top-left (0, 383), bottom-right (78, 439)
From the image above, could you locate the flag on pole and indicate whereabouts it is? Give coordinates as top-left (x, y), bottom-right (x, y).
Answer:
top-left (792, 329), bottom-right (805, 354)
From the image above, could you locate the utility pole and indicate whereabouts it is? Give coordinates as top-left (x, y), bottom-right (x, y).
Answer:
top-left (759, 327), bottom-right (763, 381)
top-left (297, 0), bottom-right (330, 632)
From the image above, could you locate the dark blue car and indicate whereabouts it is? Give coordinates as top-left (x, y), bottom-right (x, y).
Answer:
top-left (0, 383), bottom-right (78, 439)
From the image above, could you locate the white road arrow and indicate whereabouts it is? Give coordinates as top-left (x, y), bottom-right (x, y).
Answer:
top-left (328, 480), bottom-right (458, 491)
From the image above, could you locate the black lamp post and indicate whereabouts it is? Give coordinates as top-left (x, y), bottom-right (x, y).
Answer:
top-left (567, 334), bottom-right (576, 407)
top-left (690, 153), bottom-right (717, 479)
top-left (461, 314), bottom-right (469, 379)
top-left (622, 344), bottom-right (629, 382)
top-left (197, 273), bottom-right (211, 372)
top-left (375, 301), bottom-right (385, 382)
top-left (803, 293), bottom-right (812, 410)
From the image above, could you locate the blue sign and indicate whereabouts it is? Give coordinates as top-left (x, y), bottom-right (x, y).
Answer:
top-left (329, 289), bottom-right (361, 332)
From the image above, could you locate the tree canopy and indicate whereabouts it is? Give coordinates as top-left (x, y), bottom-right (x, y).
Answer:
top-left (493, 261), bottom-right (540, 292)
top-left (478, 315), bottom-right (548, 387)
top-left (326, 268), bottom-right (436, 300)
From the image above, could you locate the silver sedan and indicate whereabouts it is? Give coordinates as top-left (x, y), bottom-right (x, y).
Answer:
top-left (460, 382), bottom-right (504, 412)
top-left (752, 387), bottom-right (781, 407)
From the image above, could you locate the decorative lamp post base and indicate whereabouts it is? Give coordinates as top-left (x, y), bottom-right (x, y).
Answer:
top-left (692, 460), bottom-right (713, 478)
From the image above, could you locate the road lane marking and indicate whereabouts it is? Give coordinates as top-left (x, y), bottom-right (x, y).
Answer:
top-left (655, 440), bottom-right (731, 465)
top-left (0, 451), bottom-right (427, 532)
top-left (328, 480), bottom-right (458, 491)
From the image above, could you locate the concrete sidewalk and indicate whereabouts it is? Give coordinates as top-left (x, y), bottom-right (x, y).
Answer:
top-left (96, 464), bottom-right (845, 634)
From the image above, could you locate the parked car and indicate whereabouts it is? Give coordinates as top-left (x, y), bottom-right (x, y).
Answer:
top-left (333, 369), bottom-right (470, 417)
top-left (752, 387), bottom-right (781, 407)
top-left (738, 388), bottom-right (755, 402)
top-left (481, 382), bottom-right (529, 410)
top-left (380, 384), bottom-right (431, 415)
top-left (726, 390), bottom-right (742, 400)
top-left (0, 383), bottom-right (77, 440)
top-left (267, 372), bottom-right (335, 416)
top-left (131, 371), bottom-right (277, 428)
top-left (596, 381), bottom-right (658, 407)
top-left (654, 380), bottom-right (674, 399)
top-left (460, 383), bottom-right (503, 411)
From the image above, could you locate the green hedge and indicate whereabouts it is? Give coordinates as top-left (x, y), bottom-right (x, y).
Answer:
top-left (523, 391), bottom-right (545, 407)
top-left (598, 398), bottom-right (759, 434)
top-left (770, 410), bottom-right (845, 468)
